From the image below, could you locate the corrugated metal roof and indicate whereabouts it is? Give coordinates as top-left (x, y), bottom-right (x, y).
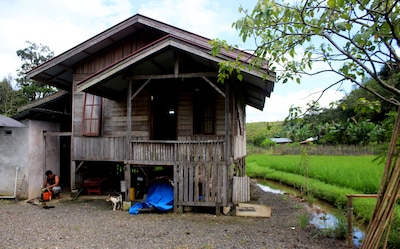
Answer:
top-left (270, 138), bottom-right (292, 144)
top-left (27, 14), bottom-right (275, 110)
top-left (0, 114), bottom-right (25, 127)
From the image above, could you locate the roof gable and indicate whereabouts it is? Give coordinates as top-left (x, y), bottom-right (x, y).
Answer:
top-left (27, 14), bottom-right (275, 110)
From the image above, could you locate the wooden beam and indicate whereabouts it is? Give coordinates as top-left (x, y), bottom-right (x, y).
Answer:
top-left (43, 132), bottom-right (72, 137)
top-left (174, 53), bottom-right (179, 77)
top-left (130, 79), bottom-right (151, 101)
top-left (201, 76), bottom-right (225, 98)
top-left (127, 72), bottom-right (217, 80)
top-left (75, 161), bottom-right (84, 173)
top-left (124, 160), bottom-right (175, 166)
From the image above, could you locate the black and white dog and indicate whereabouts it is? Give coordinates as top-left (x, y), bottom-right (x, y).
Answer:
top-left (106, 194), bottom-right (123, 211)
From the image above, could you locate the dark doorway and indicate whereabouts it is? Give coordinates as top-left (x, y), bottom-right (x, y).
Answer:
top-left (151, 86), bottom-right (177, 140)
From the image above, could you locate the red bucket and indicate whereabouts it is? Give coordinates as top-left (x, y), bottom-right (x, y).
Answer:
top-left (42, 191), bottom-right (51, 201)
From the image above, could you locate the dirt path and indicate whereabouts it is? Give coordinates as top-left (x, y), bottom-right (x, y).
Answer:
top-left (0, 180), bottom-right (349, 249)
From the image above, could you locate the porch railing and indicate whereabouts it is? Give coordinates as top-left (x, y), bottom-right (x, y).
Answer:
top-left (129, 139), bottom-right (225, 164)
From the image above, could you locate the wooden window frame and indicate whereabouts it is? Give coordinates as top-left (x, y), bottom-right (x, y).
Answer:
top-left (81, 93), bottom-right (102, 136)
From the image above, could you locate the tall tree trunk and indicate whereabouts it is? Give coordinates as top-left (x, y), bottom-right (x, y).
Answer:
top-left (361, 106), bottom-right (400, 249)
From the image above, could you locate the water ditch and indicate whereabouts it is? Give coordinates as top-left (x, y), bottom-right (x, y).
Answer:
top-left (257, 180), bottom-right (365, 247)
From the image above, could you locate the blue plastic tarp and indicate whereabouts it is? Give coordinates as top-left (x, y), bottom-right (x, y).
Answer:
top-left (129, 180), bottom-right (174, 215)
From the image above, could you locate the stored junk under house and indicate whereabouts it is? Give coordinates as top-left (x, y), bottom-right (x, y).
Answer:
top-left (25, 14), bottom-right (275, 212)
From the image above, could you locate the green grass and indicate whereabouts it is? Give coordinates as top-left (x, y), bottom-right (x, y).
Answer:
top-left (247, 154), bottom-right (383, 194)
top-left (246, 153), bottom-right (400, 247)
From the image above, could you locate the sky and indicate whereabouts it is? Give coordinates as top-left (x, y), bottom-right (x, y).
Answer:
top-left (0, 0), bottom-right (351, 122)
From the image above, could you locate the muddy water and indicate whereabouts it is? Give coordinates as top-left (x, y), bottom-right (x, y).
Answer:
top-left (257, 180), bottom-right (365, 247)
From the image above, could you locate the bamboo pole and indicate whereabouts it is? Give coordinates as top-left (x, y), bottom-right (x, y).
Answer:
top-left (361, 106), bottom-right (400, 249)
top-left (346, 194), bottom-right (400, 248)
top-left (347, 195), bottom-right (354, 248)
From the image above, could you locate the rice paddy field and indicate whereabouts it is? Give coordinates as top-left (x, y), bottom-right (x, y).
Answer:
top-left (246, 153), bottom-right (400, 247)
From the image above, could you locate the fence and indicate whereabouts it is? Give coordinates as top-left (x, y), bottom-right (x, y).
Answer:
top-left (248, 144), bottom-right (384, 156)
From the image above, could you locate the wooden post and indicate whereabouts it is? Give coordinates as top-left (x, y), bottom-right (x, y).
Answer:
top-left (127, 79), bottom-right (132, 160)
top-left (347, 195), bottom-right (354, 248)
top-left (223, 80), bottom-right (231, 207)
top-left (71, 161), bottom-right (76, 190)
top-left (124, 164), bottom-right (131, 201)
top-left (126, 80), bottom-right (132, 200)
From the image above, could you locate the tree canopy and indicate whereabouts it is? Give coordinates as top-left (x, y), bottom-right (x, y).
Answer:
top-left (212, 0), bottom-right (399, 248)
top-left (212, 0), bottom-right (399, 107)
top-left (0, 42), bottom-right (57, 116)
top-left (0, 76), bottom-right (25, 116)
top-left (16, 41), bottom-right (57, 101)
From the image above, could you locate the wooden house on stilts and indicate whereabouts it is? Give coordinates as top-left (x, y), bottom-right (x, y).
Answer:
top-left (27, 14), bottom-right (275, 213)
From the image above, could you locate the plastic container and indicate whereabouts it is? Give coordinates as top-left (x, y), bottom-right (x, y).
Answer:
top-left (130, 187), bottom-right (135, 201)
top-left (120, 180), bottom-right (127, 193)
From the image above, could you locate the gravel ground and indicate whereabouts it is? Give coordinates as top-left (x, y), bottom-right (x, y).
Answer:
top-left (0, 180), bottom-right (348, 249)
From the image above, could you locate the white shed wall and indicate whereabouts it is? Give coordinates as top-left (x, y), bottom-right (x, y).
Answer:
top-left (0, 120), bottom-right (60, 200)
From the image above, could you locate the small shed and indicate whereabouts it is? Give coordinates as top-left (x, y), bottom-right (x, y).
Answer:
top-left (0, 91), bottom-right (71, 199)
top-left (25, 14), bottom-right (275, 212)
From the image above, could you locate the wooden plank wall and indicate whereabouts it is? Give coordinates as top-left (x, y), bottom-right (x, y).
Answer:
top-left (232, 176), bottom-right (250, 203)
top-left (73, 136), bottom-right (126, 161)
top-left (177, 89), bottom-right (192, 137)
top-left (102, 92), bottom-right (150, 138)
top-left (102, 98), bottom-right (127, 137)
top-left (129, 139), bottom-right (225, 163)
top-left (74, 30), bottom-right (162, 75)
top-left (132, 92), bottom-right (150, 138)
top-left (215, 94), bottom-right (225, 136)
top-left (175, 162), bottom-right (227, 207)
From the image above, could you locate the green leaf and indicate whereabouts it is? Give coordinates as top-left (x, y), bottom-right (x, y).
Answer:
top-left (336, 22), bottom-right (347, 31)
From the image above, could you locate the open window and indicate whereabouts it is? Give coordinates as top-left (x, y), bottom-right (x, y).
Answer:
top-left (81, 93), bottom-right (102, 136)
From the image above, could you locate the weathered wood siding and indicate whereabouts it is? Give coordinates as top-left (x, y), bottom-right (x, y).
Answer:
top-left (73, 136), bottom-right (126, 161)
top-left (102, 98), bottom-right (126, 137)
top-left (215, 93), bottom-right (226, 136)
top-left (132, 91), bottom-right (150, 138)
top-left (175, 162), bottom-right (228, 207)
top-left (129, 139), bottom-right (225, 164)
top-left (176, 84), bottom-right (225, 139)
top-left (232, 87), bottom-right (247, 160)
top-left (102, 93), bottom-right (150, 138)
top-left (177, 88), bottom-right (192, 136)
top-left (232, 176), bottom-right (250, 203)
top-left (74, 30), bottom-right (164, 77)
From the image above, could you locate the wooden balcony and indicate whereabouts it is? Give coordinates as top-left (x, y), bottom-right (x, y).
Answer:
top-left (127, 139), bottom-right (225, 165)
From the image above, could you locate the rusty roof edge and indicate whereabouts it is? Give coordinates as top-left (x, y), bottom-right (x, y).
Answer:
top-left (27, 14), bottom-right (275, 83)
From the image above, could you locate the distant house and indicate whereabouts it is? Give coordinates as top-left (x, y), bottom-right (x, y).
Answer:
top-left (271, 138), bottom-right (292, 144)
top-left (300, 137), bottom-right (318, 144)
top-left (4, 14), bottom-right (276, 212)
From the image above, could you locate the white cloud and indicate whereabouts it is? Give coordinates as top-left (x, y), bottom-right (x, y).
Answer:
top-left (0, 0), bottom-right (251, 81)
top-left (0, 0), bottom-right (346, 123)
top-left (138, 0), bottom-right (239, 39)
top-left (0, 0), bottom-right (134, 80)
top-left (246, 87), bottom-right (345, 122)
